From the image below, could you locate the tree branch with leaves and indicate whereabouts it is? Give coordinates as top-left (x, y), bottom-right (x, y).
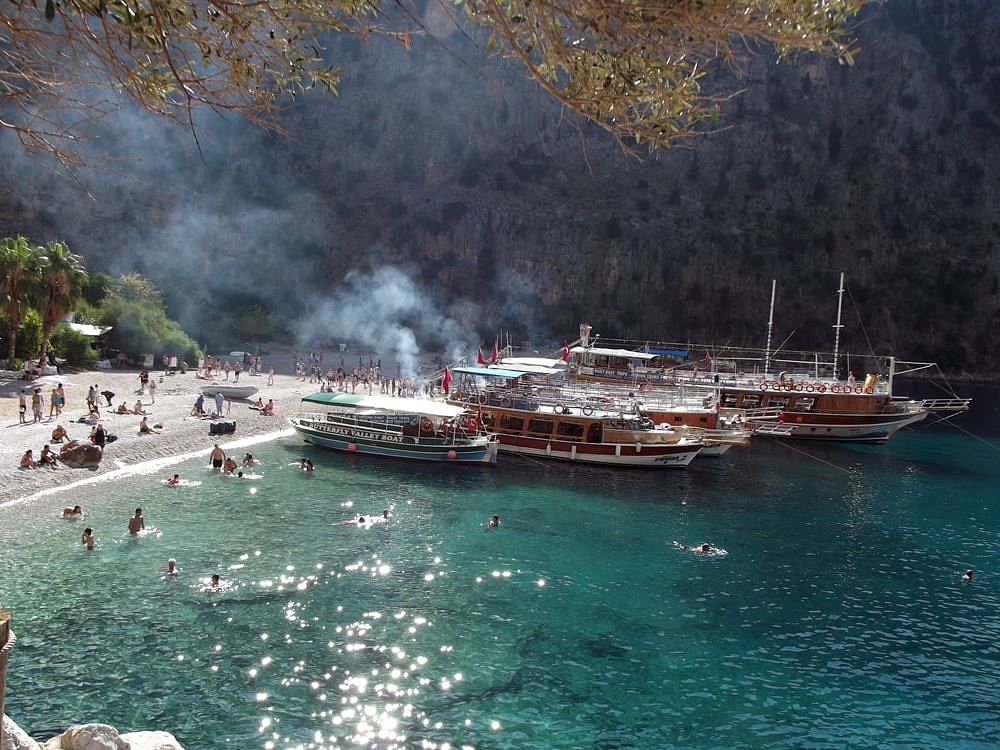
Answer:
top-left (1, 0), bottom-right (865, 165)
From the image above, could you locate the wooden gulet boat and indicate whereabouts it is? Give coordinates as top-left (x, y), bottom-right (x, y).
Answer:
top-left (289, 393), bottom-right (499, 464)
top-left (449, 367), bottom-right (703, 467)
top-left (564, 276), bottom-right (970, 443)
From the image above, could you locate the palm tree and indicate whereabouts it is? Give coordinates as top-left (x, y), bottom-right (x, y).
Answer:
top-left (34, 241), bottom-right (88, 370)
top-left (0, 236), bottom-right (47, 368)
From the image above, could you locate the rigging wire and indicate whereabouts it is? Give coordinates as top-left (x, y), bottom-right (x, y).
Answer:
top-left (764, 438), bottom-right (852, 474)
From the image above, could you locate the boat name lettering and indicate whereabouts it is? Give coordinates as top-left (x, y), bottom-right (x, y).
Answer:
top-left (315, 424), bottom-right (405, 442)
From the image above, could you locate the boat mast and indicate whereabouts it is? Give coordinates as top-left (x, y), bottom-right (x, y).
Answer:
top-left (832, 272), bottom-right (845, 380)
top-left (764, 280), bottom-right (776, 376)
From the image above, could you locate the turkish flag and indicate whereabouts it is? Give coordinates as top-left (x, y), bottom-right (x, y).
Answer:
top-left (476, 347), bottom-right (487, 366)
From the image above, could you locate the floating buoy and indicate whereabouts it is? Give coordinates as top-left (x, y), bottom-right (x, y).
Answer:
top-left (347, 443), bottom-right (357, 452)
top-left (447, 450), bottom-right (457, 460)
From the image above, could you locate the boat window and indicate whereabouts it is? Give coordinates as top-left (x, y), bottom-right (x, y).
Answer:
top-left (499, 415), bottom-right (524, 431)
top-left (741, 395), bottom-right (761, 407)
top-left (793, 398), bottom-right (815, 412)
top-left (527, 418), bottom-right (554, 435)
top-left (723, 395), bottom-right (738, 407)
top-left (769, 397), bottom-right (789, 409)
top-left (556, 421), bottom-right (584, 438)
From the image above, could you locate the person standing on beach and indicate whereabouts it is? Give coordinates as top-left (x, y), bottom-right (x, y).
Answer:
top-left (268, 367), bottom-right (274, 386)
top-left (214, 392), bottom-right (224, 417)
top-left (55, 383), bottom-right (65, 416)
top-left (18, 389), bottom-right (27, 423)
top-left (128, 508), bottom-right (145, 534)
top-left (148, 376), bottom-right (156, 404)
top-left (31, 388), bottom-right (43, 423)
top-left (48, 387), bottom-right (58, 418)
top-left (234, 361), bottom-right (242, 383)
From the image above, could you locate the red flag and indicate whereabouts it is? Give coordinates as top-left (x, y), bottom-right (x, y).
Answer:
top-left (562, 344), bottom-right (570, 362)
top-left (442, 367), bottom-right (452, 395)
top-left (476, 347), bottom-right (487, 366)
top-left (704, 351), bottom-right (712, 366)
top-left (490, 342), bottom-right (498, 364)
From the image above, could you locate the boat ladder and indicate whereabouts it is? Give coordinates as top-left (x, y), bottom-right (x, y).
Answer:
top-left (750, 423), bottom-right (795, 436)
top-left (919, 398), bottom-right (971, 412)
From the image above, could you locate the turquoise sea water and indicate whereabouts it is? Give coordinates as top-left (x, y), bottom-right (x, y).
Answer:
top-left (2, 408), bottom-right (999, 749)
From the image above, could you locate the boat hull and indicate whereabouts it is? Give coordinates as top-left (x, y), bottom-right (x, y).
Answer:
top-left (496, 434), bottom-right (700, 467)
top-left (290, 418), bottom-right (499, 464)
top-left (201, 384), bottom-right (259, 400)
top-left (751, 409), bottom-right (929, 443)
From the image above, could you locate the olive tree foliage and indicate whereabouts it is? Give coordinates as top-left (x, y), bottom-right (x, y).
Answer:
top-left (462, 0), bottom-right (867, 152)
top-left (0, 0), bottom-right (378, 166)
top-left (1, 0), bottom-right (865, 165)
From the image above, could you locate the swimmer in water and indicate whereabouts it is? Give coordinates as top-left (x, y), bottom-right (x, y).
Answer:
top-left (161, 558), bottom-right (179, 576)
top-left (63, 505), bottom-right (82, 517)
top-left (81, 528), bottom-right (95, 548)
top-left (672, 541), bottom-right (716, 554)
top-left (166, 474), bottom-right (180, 485)
top-left (962, 569), bottom-right (974, 584)
top-left (128, 508), bottom-right (145, 534)
top-left (210, 573), bottom-right (221, 587)
top-left (382, 509), bottom-right (390, 520)
top-left (488, 515), bottom-right (500, 528)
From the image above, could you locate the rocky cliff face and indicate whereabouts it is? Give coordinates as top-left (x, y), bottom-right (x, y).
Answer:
top-left (1, 0), bottom-right (998, 374)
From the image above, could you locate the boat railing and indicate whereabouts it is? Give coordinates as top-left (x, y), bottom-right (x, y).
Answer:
top-left (919, 398), bottom-right (971, 412)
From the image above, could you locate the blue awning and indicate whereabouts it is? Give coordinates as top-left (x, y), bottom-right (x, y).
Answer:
top-left (644, 346), bottom-right (689, 359)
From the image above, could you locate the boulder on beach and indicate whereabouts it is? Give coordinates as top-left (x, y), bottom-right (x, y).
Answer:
top-left (120, 730), bottom-right (186, 750)
top-left (2, 714), bottom-right (40, 750)
top-left (41, 723), bottom-right (127, 750)
top-left (57, 441), bottom-right (102, 469)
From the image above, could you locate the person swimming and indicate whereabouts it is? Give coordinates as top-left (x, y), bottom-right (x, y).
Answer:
top-left (81, 528), bottom-right (95, 549)
top-left (161, 558), bottom-right (179, 576)
top-left (962, 569), bottom-right (974, 584)
top-left (672, 540), bottom-right (719, 554)
top-left (63, 505), bottom-right (82, 517)
top-left (485, 515), bottom-right (500, 529)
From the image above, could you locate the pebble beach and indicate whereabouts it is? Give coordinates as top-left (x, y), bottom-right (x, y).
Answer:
top-left (0, 363), bottom-right (317, 507)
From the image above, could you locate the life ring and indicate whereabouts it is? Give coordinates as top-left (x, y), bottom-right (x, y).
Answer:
top-left (805, 384), bottom-right (815, 392)
top-left (794, 384), bottom-right (804, 391)
top-left (759, 383), bottom-right (768, 392)
top-left (784, 383), bottom-right (793, 391)
top-left (500, 397), bottom-right (512, 408)
top-left (477, 394), bottom-right (488, 405)
top-left (831, 384), bottom-right (841, 393)
top-left (582, 405), bottom-right (595, 416)
top-left (854, 385), bottom-right (863, 394)
top-left (554, 404), bottom-right (566, 414)
top-left (818, 384), bottom-right (827, 393)
top-left (863, 386), bottom-right (874, 394)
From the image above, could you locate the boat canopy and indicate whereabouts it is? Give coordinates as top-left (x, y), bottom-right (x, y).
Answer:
top-left (497, 358), bottom-right (566, 374)
top-left (570, 346), bottom-right (657, 360)
top-left (301, 392), bottom-right (467, 418)
top-left (451, 366), bottom-right (528, 379)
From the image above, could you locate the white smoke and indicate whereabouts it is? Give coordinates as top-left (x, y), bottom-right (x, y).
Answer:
top-left (297, 265), bottom-right (477, 377)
